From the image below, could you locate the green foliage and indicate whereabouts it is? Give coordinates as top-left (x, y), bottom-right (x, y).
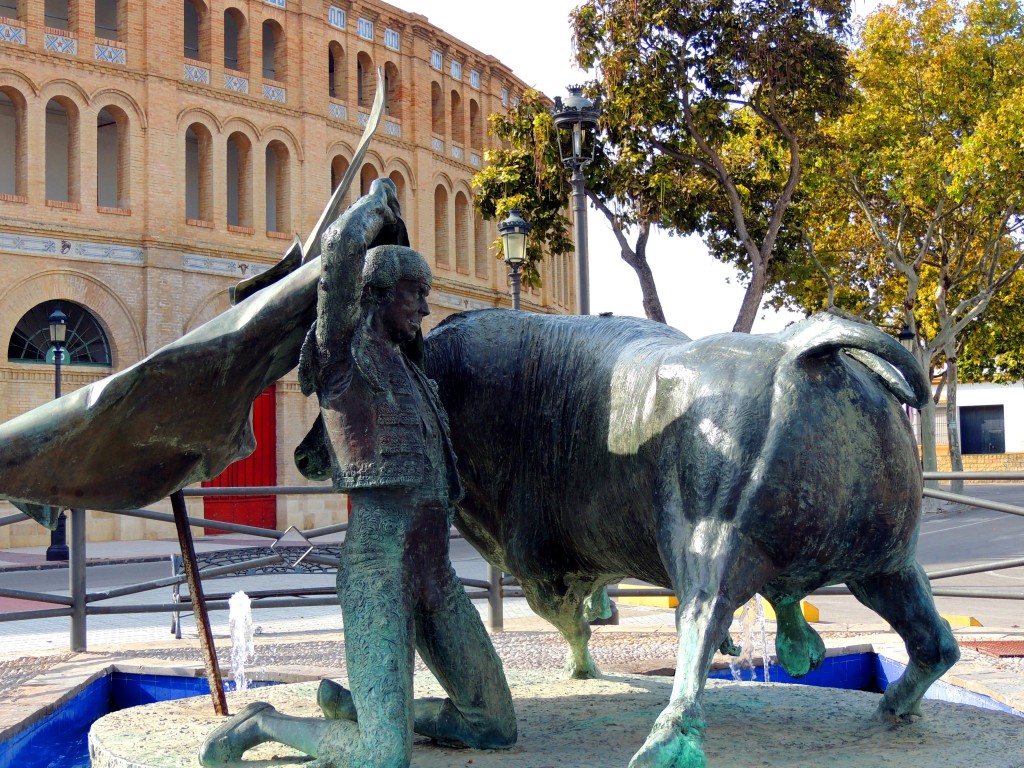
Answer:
top-left (573, 0), bottom-right (854, 330)
top-left (472, 90), bottom-right (574, 287)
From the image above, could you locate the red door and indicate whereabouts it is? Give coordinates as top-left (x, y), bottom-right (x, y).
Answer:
top-left (203, 385), bottom-right (277, 534)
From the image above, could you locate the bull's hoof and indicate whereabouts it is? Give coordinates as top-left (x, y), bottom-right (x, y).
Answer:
top-left (563, 657), bottom-right (600, 680)
top-left (875, 697), bottom-right (923, 725)
top-left (318, 679), bottom-right (357, 721)
top-left (628, 719), bottom-right (706, 768)
top-left (198, 702), bottom-right (275, 766)
top-left (775, 619), bottom-right (825, 678)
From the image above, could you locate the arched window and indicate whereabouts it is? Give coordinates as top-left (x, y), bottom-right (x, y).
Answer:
top-left (45, 97), bottom-right (79, 204)
top-left (265, 140), bottom-right (290, 233)
top-left (330, 154), bottom-right (349, 198)
top-left (359, 163), bottom-right (377, 198)
top-left (224, 8), bottom-right (247, 72)
top-left (434, 185), bottom-right (449, 268)
top-left (95, 0), bottom-right (121, 41)
top-left (328, 41), bottom-right (346, 100)
top-left (356, 52), bottom-right (373, 108)
top-left (470, 99), bottom-right (482, 150)
top-left (96, 105), bottom-right (129, 209)
top-left (226, 131), bottom-right (252, 228)
top-left (474, 211), bottom-right (489, 280)
top-left (185, 122), bottom-right (212, 222)
top-left (8, 301), bottom-right (111, 367)
top-left (431, 82), bottom-right (444, 137)
top-left (184, 0), bottom-right (210, 62)
top-left (455, 191), bottom-right (470, 273)
top-left (0, 88), bottom-right (26, 197)
top-left (44, 0), bottom-right (71, 31)
top-left (388, 170), bottom-right (406, 216)
top-left (383, 61), bottom-right (400, 119)
top-left (451, 90), bottom-right (464, 145)
top-left (262, 19), bottom-right (283, 81)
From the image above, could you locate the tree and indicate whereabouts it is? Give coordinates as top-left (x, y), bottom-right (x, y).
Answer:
top-left (772, 0), bottom-right (1024, 490)
top-left (572, 0), bottom-right (853, 331)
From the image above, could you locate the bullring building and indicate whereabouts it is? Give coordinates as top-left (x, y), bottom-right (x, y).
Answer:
top-left (0, 0), bottom-right (577, 547)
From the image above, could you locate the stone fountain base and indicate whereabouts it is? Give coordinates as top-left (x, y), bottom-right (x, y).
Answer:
top-left (89, 671), bottom-right (1024, 768)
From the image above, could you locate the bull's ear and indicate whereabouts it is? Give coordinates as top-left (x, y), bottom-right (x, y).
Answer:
top-left (294, 414), bottom-right (333, 481)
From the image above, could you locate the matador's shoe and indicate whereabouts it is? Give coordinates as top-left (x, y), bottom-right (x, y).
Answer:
top-left (198, 701), bottom-right (275, 766)
top-left (317, 679), bottom-right (358, 721)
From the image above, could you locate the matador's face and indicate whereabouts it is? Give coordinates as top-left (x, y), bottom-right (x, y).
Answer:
top-left (382, 278), bottom-right (431, 343)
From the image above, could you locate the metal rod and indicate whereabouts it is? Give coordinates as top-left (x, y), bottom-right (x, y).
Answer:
top-left (181, 485), bottom-right (335, 497)
top-left (171, 490), bottom-right (228, 716)
top-left (487, 564), bottom-right (504, 632)
top-left (86, 596), bottom-right (340, 614)
top-left (928, 587), bottom-right (1024, 599)
top-left (927, 557), bottom-right (1024, 580)
top-left (0, 588), bottom-right (74, 605)
top-left (302, 523), bottom-right (348, 538)
top-left (0, 512), bottom-right (29, 527)
top-left (87, 555), bottom-right (288, 602)
top-left (923, 472), bottom-right (1024, 480)
top-left (117, 506), bottom-right (283, 538)
top-left (0, 608), bottom-right (72, 621)
top-left (923, 488), bottom-right (1024, 518)
top-left (69, 508), bottom-right (86, 651)
top-left (571, 167), bottom-right (589, 315)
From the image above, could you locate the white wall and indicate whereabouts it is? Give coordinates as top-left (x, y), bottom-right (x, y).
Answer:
top-left (954, 381), bottom-right (1024, 453)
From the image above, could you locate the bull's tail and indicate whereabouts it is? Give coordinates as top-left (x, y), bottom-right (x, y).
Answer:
top-left (780, 314), bottom-right (930, 409)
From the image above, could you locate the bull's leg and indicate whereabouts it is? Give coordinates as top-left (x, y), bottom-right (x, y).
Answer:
top-left (518, 576), bottom-right (605, 679)
top-left (629, 532), bottom-right (775, 768)
top-left (847, 562), bottom-right (960, 722)
top-left (761, 588), bottom-right (825, 678)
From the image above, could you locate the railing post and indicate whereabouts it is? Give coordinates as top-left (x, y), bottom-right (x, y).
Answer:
top-left (69, 508), bottom-right (87, 651)
top-left (487, 563), bottom-right (503, 633)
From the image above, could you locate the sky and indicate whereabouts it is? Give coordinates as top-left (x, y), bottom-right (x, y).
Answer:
top-left (391, 0), bottom-right (886, 338)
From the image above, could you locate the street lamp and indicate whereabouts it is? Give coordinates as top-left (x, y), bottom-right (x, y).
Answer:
top-left (498, 208), bottom-right (532, 310)
top-left (552, 85), bottom-right (600, 315)
top-left (45, 304), bottom-right (68, 562)
top-left (897, 324), bottom-right (915, 354)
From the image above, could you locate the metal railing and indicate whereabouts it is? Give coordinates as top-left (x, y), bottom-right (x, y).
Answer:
top-left (1, 472), bottom-right (1022, 651)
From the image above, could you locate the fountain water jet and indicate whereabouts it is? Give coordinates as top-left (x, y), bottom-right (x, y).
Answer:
top-left (227, 591), bottom-right (255, 692)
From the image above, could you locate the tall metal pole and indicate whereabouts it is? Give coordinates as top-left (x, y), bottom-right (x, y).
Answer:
top-left (571, 166), bottom-right (589, 315)
top-left (69, 507), bottom-right (86, 651)
top-left (171, 489), bottom-right (229, 715)
top-left (45, 344), bottom-right (68, 562)
top-left (509, 264), bottom-right (522, 311)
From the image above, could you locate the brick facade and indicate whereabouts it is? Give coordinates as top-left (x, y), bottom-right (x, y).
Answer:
top-left (0, 0), bottom-right (574, 546)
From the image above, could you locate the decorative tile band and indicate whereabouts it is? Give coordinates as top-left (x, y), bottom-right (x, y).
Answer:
top-left (329, 102), bottom-right (348, 121)
top-left (357, 112), bottom-right (369, 127)
top-left (44, 32), bottom-right (77, 56)
top-left (328, 6), bottom-right (346, 29)
top-left (183, 253), bottom-right (269, 278)
top-left (470, 153), bottom-right (482, 168)
top-left (432, 290), bottom-right (492, 312)
top-left (224, 73), bottom-right (249, 94)
top-left (432, 137), bottom-right (444, 153)
top-left (183, 63), bottom-right (210, 84)
top-left (384, 120), bottom-right (401, 137)
top-left (451, 146), bottom-right (464, 161)
top-left (262, 83), bottom-right (286, 103)
top-left (264, 0), bottom-right (285, 7)
top-left (0, 22), bottom-right (26, 45)
top-left (0, 231), bottom-right (144, 265)
top-left (95, 42), bottom-right (125, 64)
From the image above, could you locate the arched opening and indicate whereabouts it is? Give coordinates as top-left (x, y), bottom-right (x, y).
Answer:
top-left (328, 41), bottom-right (346, 100)
top-left (388, 169), bottom-right (406, 216)
top-left (383, 61), bottom-right (400, 119)
top-left (356, 51), bottom-right (373, 108)
top-left (455, 191), bottom-right (470, 273)
top-left (185, 122), bottom-right (212, 222)
top-left (434, 185), bottom-right (449, 268)
top-left (451, 90), bottom-right (464, 145)
top-left (431, 81), bottom-right (443, 136)
top-left (45, 96), bottom-right (79, 204)
top-left (95, 0), bottom-right (121, 41)
top-left (359, 163), bottom-right (377, 197)
top-left (470, 99), bottom-right (482, 150)
top-left (262, 19), bottom-right (283, 81)
top-left (226, 131), bottom-right (252, 228)
top-left (474, 211), bottom-right (489, 279)
top-left (224, 7), bottom-right (247, 73)
top-left (0, 88), bottom-right (26, 197)
top-left (330, 154), bottom-right (349, 199)
top-left (44, 0), bottom-right (71, 31)
top-left (8, 301), bottom-right (111, 367)
top-left (265, 140), bottom-right (290, 233)
top-left (183, 0), bottom-right (210, 62)
top-left (96, 105), bottom-right (129, 209)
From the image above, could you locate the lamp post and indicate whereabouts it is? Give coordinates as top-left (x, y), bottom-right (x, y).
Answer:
top-left (45, 304), bottom-right (69, 562)
top-left (898, 324), bottom-right (915, 354)
top-left (498, 208), bottom-right (531, 310)
top-left (552, 85), bottom-right (599, 315)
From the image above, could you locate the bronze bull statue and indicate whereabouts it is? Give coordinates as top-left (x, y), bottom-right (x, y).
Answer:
top-left (422, 309), bottom-right (959, 768)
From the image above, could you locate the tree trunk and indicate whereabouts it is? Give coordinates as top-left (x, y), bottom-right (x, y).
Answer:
top-left (627, 232), bottom-right (666, 324)
top-left (945, 354), bottom-right (964, 494)
top-left (732, 261), bottom-right (768, 333)
top-left (919, 392), bottom-right (939, 491)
